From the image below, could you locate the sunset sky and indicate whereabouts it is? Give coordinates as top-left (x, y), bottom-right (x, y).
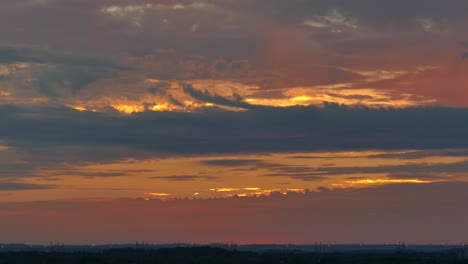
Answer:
top-left (1, 0), bottom-right (468, 245)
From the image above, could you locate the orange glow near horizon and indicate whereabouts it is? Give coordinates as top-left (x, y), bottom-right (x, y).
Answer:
top-left (3, 150), bottom-right (467, 203)
top-left (332, 178), bottom-right (442, 187)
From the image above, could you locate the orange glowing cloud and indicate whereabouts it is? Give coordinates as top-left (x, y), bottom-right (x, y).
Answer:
top-left (332, 178), bottom-right (442, 188)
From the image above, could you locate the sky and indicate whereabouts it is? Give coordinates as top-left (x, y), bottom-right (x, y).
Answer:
top-left (1, 0), bottom-right (468, 245)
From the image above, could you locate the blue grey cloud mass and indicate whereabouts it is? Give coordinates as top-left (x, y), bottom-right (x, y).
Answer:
top-left (0, 181), bottom-right (53, 191)
top-left (1, 103), bottom-right (468, 155)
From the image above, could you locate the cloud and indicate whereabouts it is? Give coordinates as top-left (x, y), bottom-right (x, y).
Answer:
top-left (0, 46), bottom-right (126, 98)
top-left (100, 4), bottom-right (152, 27)
top-left (237, 0), bottom-right (468, 25)
top-left (303, 9), bottom-right (358, 33)
top-left (0, 181), bottom-right (52, 191)
top-left (198, 156), bottom-right (465, 182)
top-left (0, 161), bottom-right (50, 180)
top-left (0, 144), bottom-right (153, 179)
top-left (201, 159), bottom-right (263, 167)
top-left (358, 160), bottom-right (467, 175)
top-left (147, 82), bottom-right (184, 107)
top-left (182, 83), bottom-right (257, 109)
top-left (258, 163), bottom-right (329, 181)
top-left (56, 172), bottom-right (128, 178)
top-left (271, 160), bottom-right (468, 181)
top-left (367, 149), bottom-right (468, 159)
top-left (1, 0), bottom-right (466, 110)
top-left (202, 158), bottom-right (329, 181)
top-left (264, 172), bottom-right (326, 181)
top-left (2, 104), bottom-right (468, 158)
top-left (148, 175), bottom-right (218, 181)
top-left (386, 173), bottom-right (448, 180)
top-left (0, 46), bottom-right (123, 69)
top-left (148, 82), bottom-right (171, 95)
top-left (37, 65), bottom-right (115, 97)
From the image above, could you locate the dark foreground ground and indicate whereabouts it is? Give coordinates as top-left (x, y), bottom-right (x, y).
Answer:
top-left (0, 247), bottom-right (467, 264)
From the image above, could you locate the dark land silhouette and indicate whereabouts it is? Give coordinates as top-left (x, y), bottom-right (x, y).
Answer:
top-left (0, 246), bottom-right (467, 264)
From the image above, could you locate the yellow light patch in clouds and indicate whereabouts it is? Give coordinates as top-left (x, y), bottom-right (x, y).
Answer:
top-left (209, 187), bottom-right (289, 197)
top-left (71, 106), bottom-right (86, 112)
top-left (210, 188), bottom-right (240, 192)
top-left (145, 192), bottom-right (171, 197)
top-left (290, 96), bottom-right (313, 102)
top-left (112, 104), bottom-right (145, 114)
top-left (244, 187), bottom-right (261, 191)
top-left (150, 104), bottom-right (171, 112)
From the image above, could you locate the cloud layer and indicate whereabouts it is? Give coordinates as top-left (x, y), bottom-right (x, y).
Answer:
top-left (2, 104), bottom-right (468, 155)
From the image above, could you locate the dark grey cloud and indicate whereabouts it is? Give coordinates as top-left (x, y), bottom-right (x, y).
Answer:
top-left (201, 158), bottom-right (327, 181)
top-left (68, 187), bottom-right (140, 191)
top-left (368, 149), bottom-right (468, 159)
top-left (0, 46), bottom-right (126, 97)
top-left (148, 175), bottom-right (218, 181)
top-left (3, 94), bottom-right (468, 180)
top-left (288, 154), bottom-right (364, 159)
top-left (36, 177), bottom-right (63, 182)
top-left (264, 172), bottom-right (326, 182)
top-left (201, 159), bottom-right (263, 167)
top-left (325, 92), bottom-right (374, 101)
top-left (226, 0), bottom-right (468, 25)
top-left (56, 172), bottom-right (128, 178)
top-left (386, 173), bottom-right (448, 180)
top-left (37, 65), bottom-right (114, 96)
top-left (0, 46), bottom-right (123, 69)
top-left (269, 160), bottom-right (468, 181)
top-left (0, 144), bottom-right (154, 179)
top-left (182, 83), bottom-right (256, 110)
top-left (2, 104), bottom-right (468, 157)
top-left (0, 163), bottom-right (127, 180)
top-left (166, 94), bottom-right (185, 107)
top-left (204, 157), bottom-right (446, 182)
top-left (148, 82), bottom-right (172, 95)
top-left (0, 161), bottom-right (53, 179)
top-left (0, 181), bottom-right (52, 191)
top-left (148, 83), bottom-right (184, 107)
top-left (123, 169), bottom-right (158, 173)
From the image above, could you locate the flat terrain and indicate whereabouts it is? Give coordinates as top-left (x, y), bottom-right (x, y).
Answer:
top-left (0, 247), bottom-right (467, 264)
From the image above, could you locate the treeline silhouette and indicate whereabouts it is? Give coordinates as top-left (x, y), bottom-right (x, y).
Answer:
top-left (0, 246), bottom-right (467, 264)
